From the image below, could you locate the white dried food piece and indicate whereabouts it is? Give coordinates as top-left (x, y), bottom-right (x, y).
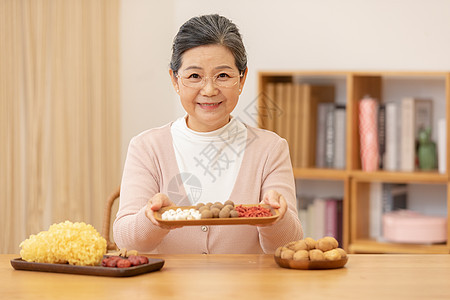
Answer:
top-left (161, 208), bottom-right (201, 220)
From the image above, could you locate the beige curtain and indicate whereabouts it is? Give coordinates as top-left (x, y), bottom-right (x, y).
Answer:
top-left (0, 0), bottom-right (121, 254)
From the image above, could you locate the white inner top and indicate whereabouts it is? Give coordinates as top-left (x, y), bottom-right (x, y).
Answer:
top-left (170, 116), bottom-right (247, 204)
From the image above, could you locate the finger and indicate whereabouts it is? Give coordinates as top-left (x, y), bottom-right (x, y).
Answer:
top-left (263, 190), bottom-right (281, 208)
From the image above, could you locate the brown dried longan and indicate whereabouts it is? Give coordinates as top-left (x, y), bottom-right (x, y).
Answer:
top-left (324, 249), bottom-right (341, 261)
top-left (285, 241), bottom-right (298, 250)
top-left (293, 250), bottom-right (309, 261)
top-left (275, 246), bottom-right (284, 257)
top-left (224, 204), bottom-right (234, 211)
top-left (316, 236), bottom-right (339, 252)
top-left (230, 210), bottom-right (239, 218)
top-left (211, 203), bottom-right (223, 210)
top-left (224, 200), bottom-right (234, 206)
top-left (210, 207), bottom-right (220, 218)
top-left (195, 203), bottom-right (205, 209)
top-left (201, 209), bottom-right (213, 219)
top-left (309, 249), bottom-right (325, 261)
top-left (198, 206), bottom-right (209, 212)
top-left (304, 237), bottom-right (317, 250)
top-left (219, 207), bottom-right (231, 218)
top-left (280, 249), bottom-right (295, 260)
top-left (292, 240), bottom-right (308, 251)
top-left (336, 248), bottom-right (347, 258)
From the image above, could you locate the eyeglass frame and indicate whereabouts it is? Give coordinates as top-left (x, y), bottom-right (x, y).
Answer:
top-left (176, 71), bottom-right (244, 89)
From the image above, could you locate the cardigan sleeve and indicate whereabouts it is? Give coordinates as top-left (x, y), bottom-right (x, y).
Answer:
top-left (257, 138), bottom-right (303, 253)
top-left (113, 135), bottom-right (170, 252)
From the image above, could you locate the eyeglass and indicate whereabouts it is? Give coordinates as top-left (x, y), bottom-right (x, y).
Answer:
top-left (177, 71), bottom-right (243, 89)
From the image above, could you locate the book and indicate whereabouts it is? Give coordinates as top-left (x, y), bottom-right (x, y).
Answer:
top-left (324, 105), bottom-right (335, 168)
top-left (291, 84), bottom-right (304, 168)
top-left (384, 102), bottom-right (398, 171)
top-left (437, 118), bottom-right (446, 174)
top-left (333, 105), bottom-right (346, 169)
top-left (369, 182), bottom-right (383, 240)
top-left (298, 208), bottom-right (309, 238)
top-left (382, 183), bottom-right (408, 213)
top-left (359, 96), bottom-right (379, 171)
top-left (283, 83), bottom-right (295, 166)
top-left (306, 201), bottom-right (315, 239)
top-left (315, 103), bottom-right (333, 168)
top-left (274, 82), bottom-right (287, 139)
top-left (400, 98), bottom-right (433, 171)
top-left (324, 198), bottom-right (343, 245)
top-left (300, 85), bottom-right (335, 168)
top-left (312, 197), bottom-right (326, 240)
top-left (260, 82), bottom-right (276, 131)
top-left (377, 104), bottom-right (386, 169)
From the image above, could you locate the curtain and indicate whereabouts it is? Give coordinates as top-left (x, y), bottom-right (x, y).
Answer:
top-left (0, 0), bottom-right (121, 254)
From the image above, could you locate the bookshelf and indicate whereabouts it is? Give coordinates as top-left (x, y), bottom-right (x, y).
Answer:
top-left (258, 71), bottom-right (450, 254)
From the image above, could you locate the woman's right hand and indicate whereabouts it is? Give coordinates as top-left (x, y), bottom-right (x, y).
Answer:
top-left (145, 193), bottom-right (182, 229)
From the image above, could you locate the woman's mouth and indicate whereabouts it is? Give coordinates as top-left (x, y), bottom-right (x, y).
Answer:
top-left (198, 101), bottom-right (222, 109)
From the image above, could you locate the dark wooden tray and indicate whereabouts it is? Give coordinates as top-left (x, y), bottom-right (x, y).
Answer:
top-left (274, 256), bottom-right (348, 270)
top-left (10, 257), bottom-right (165, 277)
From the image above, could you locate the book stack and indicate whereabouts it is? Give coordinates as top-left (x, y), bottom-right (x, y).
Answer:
top-left (260, 82), bottom-right (335, 169)
top-left (358, 96), bottom-right (439, 172)
top-left (316, 103), bottom-right (346, 169)
top-left (297, 196), bottom-right (343, 245)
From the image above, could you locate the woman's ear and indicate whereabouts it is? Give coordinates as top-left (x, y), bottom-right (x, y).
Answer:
top-left (169, 69), bottom-right (180, 93)
top-left (239, 67), bottom-right (248, 94)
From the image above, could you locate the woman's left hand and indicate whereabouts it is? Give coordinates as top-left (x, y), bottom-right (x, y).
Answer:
top-left (260, 189), bottom-right (287, 225)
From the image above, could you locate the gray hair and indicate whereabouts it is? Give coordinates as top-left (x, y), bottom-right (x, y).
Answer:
top-left (170, 14), bottom-right (247, 75)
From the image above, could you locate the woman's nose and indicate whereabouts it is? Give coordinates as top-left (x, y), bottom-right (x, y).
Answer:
top-left (200, 77), bottom-right (219, 96)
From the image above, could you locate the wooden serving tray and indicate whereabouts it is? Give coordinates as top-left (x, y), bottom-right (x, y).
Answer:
top-left (274, 256), bottom-right (348, 270)
top-left (10, 257), bottom-right (165, 277)
top-left (154, 204), bottom-right (279, 226)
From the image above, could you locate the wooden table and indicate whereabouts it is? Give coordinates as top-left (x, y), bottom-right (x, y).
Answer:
top-left (2, 254), bottom-right (450, 299)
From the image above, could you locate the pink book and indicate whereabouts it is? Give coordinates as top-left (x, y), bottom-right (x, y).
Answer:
top-left (325, 199), bottom-right (337, 238)
top-left (359, 97), bottom-right (379, 171)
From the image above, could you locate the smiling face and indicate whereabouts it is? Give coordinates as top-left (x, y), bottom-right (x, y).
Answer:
top-left (170, 44), bottom-right (247, 132)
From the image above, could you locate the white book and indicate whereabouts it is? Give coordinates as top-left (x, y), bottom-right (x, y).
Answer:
top-left (400, 98), bottom-right (433, 172)
top-left (306, 203), bottom-right (315, 239)
top-left (369, 182), bottom-right (383, 240)
top-left (298, 208), bottom-right (309, 238)
top-left (313, 198), bottom-right (326, 239)
top-left (400, 98), bottom-right (416, 171)
top-left (385, 102), bottom-right (398, 171)
top-left (437, 118), bottom-right (446, 174)
top-left (333, 106), bottom-right (346, 169)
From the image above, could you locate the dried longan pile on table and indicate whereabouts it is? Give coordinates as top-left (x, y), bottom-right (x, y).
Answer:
top-left (275, 237), bottom-right (347, 261)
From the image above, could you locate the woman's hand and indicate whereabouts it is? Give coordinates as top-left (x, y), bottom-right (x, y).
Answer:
top-left (145, 193), bottom-right (182, 230)
top-left (259, 190), bottom-right (287, 226)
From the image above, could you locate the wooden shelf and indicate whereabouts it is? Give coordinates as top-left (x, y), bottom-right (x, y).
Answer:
top-left (258, 70), bottom-right (450, 254)
top-left (350, 170), bottom-right (448, 184)
top-left (293, 168), bottom-right (347, 180)
top-left (348, 239), bottom-right (449, 254)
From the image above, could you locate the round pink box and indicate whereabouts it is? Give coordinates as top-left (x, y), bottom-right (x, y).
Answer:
top-left (382, 210), bottom-right (447, 244)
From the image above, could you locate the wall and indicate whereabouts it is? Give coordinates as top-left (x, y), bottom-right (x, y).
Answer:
top-left (121, 0), bottom-right (450, 164)
top-left (120, 0), bottom-right (176, 162)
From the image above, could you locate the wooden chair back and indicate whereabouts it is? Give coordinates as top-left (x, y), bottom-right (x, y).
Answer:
top-left (102, 186), bottom-right (120, 251)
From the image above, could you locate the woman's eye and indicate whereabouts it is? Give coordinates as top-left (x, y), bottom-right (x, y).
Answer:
top-left (217, 73), bottom-right (230, 78)
top-left (188, 73), bottom-right (201, 79)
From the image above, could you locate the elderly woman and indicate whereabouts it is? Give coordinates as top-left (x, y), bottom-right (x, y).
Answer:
top-left (114, 14), bottom-right (302, 254)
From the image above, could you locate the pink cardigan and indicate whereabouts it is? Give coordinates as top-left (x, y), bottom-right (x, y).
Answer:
top-left (113, 122), bottom-right (303, 254)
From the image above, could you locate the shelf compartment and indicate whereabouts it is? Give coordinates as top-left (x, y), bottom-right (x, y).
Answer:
top-left (349, 239), bottom-right (449, 254)
top-left (293, 168), bottom-right (347, 180)
top-left (350, 170), bottom-right (448, 184)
